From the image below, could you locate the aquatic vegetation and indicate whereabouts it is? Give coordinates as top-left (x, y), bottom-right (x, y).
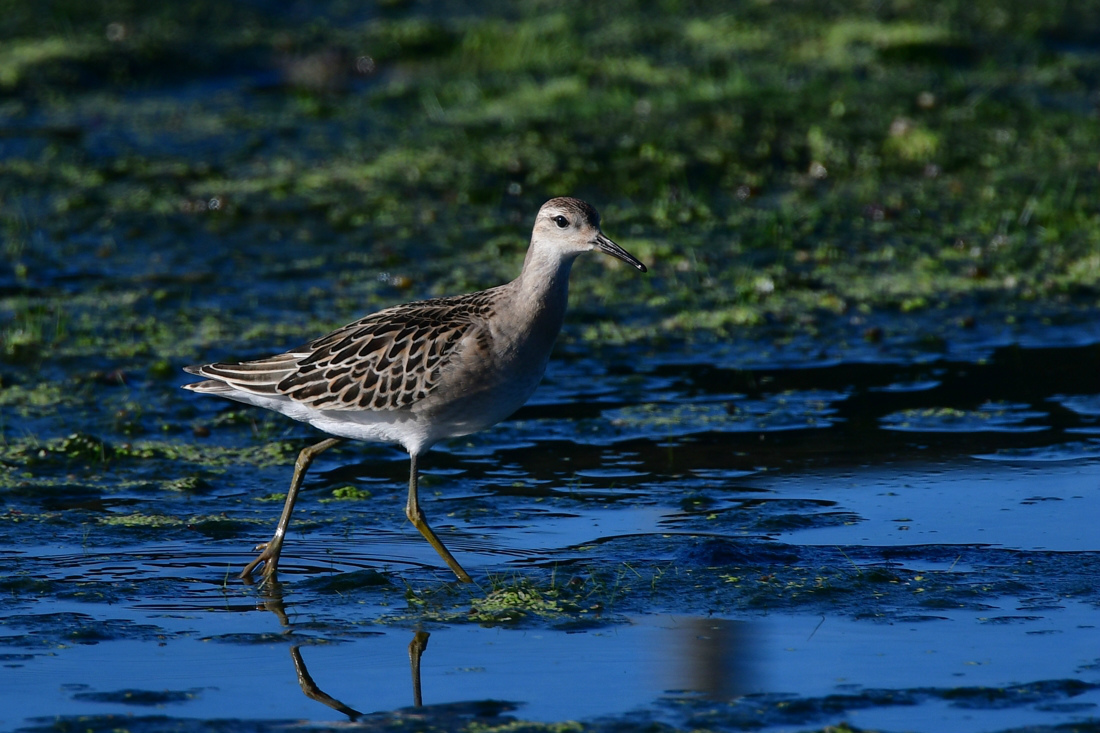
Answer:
top-left (469, 582), bottom-right (575, 624)
top-left (2, 1), bottom-right (1100, 731)
top-left (320, 485), bottom-right (373, 502)
top-left (386, 571), bottom-right (630, 628)
top-left (605, 391), bottom-right (846, 439)
top-left (1, 0), bottom-right (1098, 368)
top-left (881, 403), bottom-right (1049, 432)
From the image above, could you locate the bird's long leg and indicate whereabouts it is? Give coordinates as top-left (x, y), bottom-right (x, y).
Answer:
top-left (405, 453), bottom-right (473, 583)
top-left (241, 437), bottom-right (345, 583)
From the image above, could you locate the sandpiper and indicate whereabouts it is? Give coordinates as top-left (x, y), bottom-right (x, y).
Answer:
top-left (183, 197), bottom-right (647, 583)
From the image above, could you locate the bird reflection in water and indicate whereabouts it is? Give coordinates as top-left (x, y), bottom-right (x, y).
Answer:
top-left (667, 618), bottom-right (752, 701)
top-left (253, 583), bottom-right (753, 717)
top-left (251, 582), bottom-right (431, 721)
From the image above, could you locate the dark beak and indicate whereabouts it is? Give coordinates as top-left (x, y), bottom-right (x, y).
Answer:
top-left (594, 232), bottom-right (647, 273)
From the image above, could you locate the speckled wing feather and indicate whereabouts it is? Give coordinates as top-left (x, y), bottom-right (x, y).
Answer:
top-left (187, 288), bottom-right (500, 411)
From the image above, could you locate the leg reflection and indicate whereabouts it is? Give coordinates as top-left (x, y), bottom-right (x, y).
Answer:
top-left (291, 645), bottom-right (363, 720)
top-left (255, 588), bottom-right (432, 714)
top-left (409, 630), bottom-right (430, 707)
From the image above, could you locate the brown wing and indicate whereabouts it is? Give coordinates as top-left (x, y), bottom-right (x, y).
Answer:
top-left (186, 288), bottom-right (499, 411)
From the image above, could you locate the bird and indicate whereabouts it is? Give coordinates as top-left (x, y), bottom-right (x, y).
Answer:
top-left (182, 197), bottom-right (647, 584)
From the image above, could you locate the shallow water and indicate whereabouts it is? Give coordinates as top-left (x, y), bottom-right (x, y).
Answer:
top-left (4, 331), bottom-right (1100, 732)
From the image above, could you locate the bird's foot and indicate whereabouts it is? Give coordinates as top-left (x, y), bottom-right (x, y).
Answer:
top-left (240, 541), bottom-right (282, 585)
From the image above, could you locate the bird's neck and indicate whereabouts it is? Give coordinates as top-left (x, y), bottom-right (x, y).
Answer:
top-left (509, 244), bottom-right (579, 340)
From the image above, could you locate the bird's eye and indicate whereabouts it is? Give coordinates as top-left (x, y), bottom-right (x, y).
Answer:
top-left (552, 215), bottom-right (569, 228)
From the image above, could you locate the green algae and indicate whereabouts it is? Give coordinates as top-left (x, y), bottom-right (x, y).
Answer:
top-left (466, 579), bottom-right (594, 625)
top-left (388, 573), bottom-right (628, 628)
top-left (2, 0), bottom-right (1099, 371)
top-left (0, 432), bottom-right (303, 475)
top-left (95, 512), bottom-right (249, 531)
top-left (320, 485), bottom-right (373, 502)
top-left (96, 512), bottom-right (185, 528)
top-left (881, 403), bottom-right (1048, 432)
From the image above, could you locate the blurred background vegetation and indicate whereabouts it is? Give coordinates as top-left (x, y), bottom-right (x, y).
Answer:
top-left (2, 0), bottom-right (1099, 363)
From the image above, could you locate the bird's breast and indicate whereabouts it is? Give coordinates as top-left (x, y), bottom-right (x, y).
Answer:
top-left (411, 300), bottom-right (563, 440)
